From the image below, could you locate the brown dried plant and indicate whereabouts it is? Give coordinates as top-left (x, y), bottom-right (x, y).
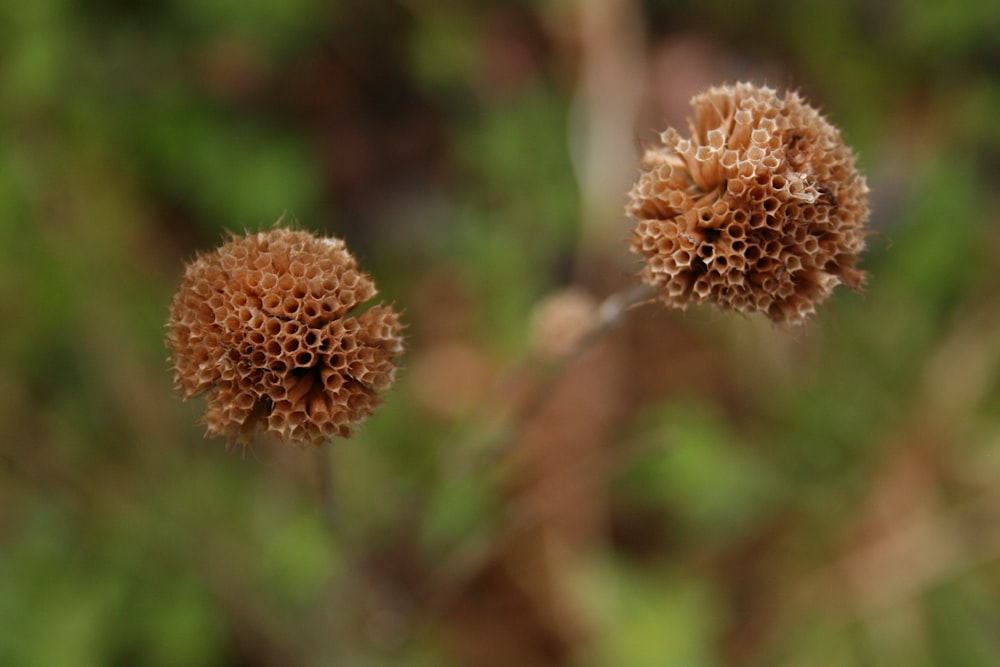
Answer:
top-left (628, 82), bottom-right (870, 325)
top-left (167, 227), bottom-right (403, 446)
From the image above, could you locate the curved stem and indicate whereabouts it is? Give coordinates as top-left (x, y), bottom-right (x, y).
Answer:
top-left (465, 281), bottom-right (657, 468)
top-left (425, 280), bottom-right (657, 608)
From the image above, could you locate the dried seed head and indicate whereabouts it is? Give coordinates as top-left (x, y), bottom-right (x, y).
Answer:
top-left (167, 228), bottom-right (403, 445)
top-left (628, 82), bottom-right (870, 325)
top-left (530, 288), bottom-right (599, 360)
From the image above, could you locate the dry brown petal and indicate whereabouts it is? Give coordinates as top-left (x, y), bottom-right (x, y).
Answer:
top-left (166, 227), bottom-right (404, 445)
top-left (628, 82), bottom-right (870, 325)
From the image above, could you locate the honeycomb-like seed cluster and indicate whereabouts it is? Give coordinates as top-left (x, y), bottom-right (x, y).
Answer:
top-left (628, 82), bottom-right (870, 325)
top-left (167, 228), bottom-right (403, 445)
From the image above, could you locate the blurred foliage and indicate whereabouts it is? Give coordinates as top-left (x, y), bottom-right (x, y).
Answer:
top-left (2, 0), bottom-right (1000, 665)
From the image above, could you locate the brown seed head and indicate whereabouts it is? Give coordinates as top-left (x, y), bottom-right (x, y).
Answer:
top-left (530, 288), bottom-right (599, 360)
top-left (628, 82), bottom-right (870, 325)
top-left (166, 228), bottom-right (403, 445)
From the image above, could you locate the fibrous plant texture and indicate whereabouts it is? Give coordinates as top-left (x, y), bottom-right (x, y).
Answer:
top-left (167, 228), bottom-right (403, 445)
top-left (628, 82), bottom-right (870, 325)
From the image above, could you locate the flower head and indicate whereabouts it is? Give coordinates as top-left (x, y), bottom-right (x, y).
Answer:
top-left (167, 227), bottom-right (403, 445)
top-left (628, 82), bottom-right (870, 325)
top-left (530, 288), bottom-right (599, 360)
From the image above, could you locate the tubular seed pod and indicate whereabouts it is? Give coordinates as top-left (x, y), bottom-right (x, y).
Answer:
top-left (167, 227), bottom-right (403, 445)
top-left (627, 82), bottom-right (870, 325)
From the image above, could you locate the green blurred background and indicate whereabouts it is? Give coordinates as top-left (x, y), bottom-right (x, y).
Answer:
top-left (3, 0), bottom-right (1000, 665)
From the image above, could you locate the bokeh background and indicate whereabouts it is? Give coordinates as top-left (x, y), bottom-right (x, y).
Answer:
top-left (3, 0), bottom-right (1000, 665)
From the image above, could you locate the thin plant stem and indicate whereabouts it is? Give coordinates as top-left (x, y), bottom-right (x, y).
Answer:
top-left (316, 442), bottom-right (338, 540)
top-left (424, 280), bottom-right (657, 608)
top-left (474, 280), bottom-right (657, 466)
